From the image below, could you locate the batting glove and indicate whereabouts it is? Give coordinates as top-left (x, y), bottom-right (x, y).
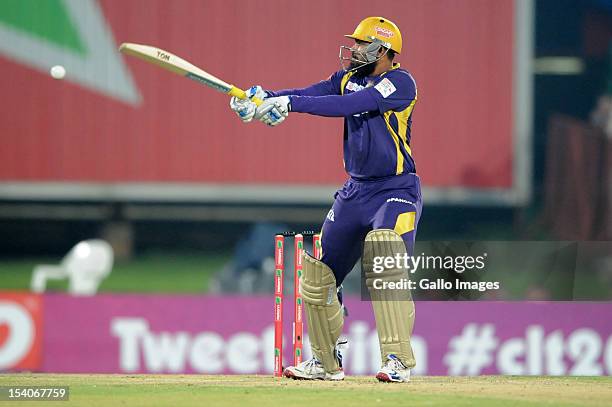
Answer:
top-left (230, 85), bottom-right (266, 123)
top-left (255, 96), bottom-right (291, 127)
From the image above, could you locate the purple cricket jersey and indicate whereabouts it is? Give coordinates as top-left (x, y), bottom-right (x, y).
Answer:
top-left (267, 64), bottom-right (418, 179)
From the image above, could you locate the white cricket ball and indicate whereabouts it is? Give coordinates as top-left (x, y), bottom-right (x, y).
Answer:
top-left (50, 65), bottom-right (66, 80)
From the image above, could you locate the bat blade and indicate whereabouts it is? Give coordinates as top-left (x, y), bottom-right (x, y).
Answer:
top-left (119, 42), bottom-right (245, 98)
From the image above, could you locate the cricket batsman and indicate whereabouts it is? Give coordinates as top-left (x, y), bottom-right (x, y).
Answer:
top-left (230, 17), bottom-right (420, 383)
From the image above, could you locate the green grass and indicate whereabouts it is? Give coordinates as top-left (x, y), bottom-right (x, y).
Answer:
top-left (0, 375), bottom-right (610, 407)
top-left (0, 252), bottom-right (230, 294)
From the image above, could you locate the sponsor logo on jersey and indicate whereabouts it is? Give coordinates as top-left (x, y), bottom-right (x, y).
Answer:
top-left (326, 209), bottom-right (335, 222)
top-left (386, 197), bottom-right (415, 206)
top-left (346, 81), bottom-right (365, 92)
top-left (374, 78), bottom-right (397, 98)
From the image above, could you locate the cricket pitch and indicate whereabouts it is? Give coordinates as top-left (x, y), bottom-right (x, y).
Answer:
top-left (0, 374), bottom-right (610, 406)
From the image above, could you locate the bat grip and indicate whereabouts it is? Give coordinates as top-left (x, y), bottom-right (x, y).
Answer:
top-left (228, 86), bottom-right (263, 106)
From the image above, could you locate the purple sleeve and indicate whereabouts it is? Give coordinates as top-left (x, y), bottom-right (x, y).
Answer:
top-left (289, 88), bottom-right (380, 117)
top-left (370, 71), bottom-right (417, 113)
top-left (267, 82), bottom-right (335, 97)
top-left (266, 70), bottom-right (345, 97)
top-left (286, 70), bottom-right (417, 117)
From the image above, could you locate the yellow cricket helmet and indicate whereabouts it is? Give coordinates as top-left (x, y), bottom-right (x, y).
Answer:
top-left (345, 16), bottom-right (402, 54)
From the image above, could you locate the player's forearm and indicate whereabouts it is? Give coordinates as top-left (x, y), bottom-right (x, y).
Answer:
top-left (289, 89), bottom-right (379, 117)
top-left (267, 80), bottom-right (336, 97)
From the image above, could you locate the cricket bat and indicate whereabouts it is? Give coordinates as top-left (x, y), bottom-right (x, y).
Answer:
top-left (119, 42), bottom-right (262, 105)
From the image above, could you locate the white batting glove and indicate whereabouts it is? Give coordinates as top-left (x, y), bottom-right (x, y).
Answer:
top-left (254, 96), bottom-right (291, 127)
top-left (230, 85), bottom-right (266, 123)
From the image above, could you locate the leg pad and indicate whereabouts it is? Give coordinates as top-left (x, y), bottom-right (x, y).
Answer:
top-left (364, 229), bottom-right (416, 368)
top-left (301, 253), bottom-right (344, 373)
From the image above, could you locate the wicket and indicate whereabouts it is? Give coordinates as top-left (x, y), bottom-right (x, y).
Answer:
top-left (274, 231), bottom-right (321, 377)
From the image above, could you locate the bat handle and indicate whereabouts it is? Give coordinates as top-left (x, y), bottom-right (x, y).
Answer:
top-left (228, 86), bottom-right (264, 106)
top-left (250, 96), bottom-right (264, 106)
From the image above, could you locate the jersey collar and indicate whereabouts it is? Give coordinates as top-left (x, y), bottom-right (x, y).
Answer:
top-left (381, 63), bottom-right (400, 76)
top-left (366, 63), bottom-right (401, 80)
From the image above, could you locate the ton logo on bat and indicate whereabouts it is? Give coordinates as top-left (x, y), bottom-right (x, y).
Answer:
top-left (156, 51), bottom-right (170, 61)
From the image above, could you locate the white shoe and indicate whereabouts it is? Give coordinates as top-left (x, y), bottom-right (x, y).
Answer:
top-left (376, 354), bottom-right (410, 383)
top-left (283, 358), bottom-right (345, 381)
top-left (283, 339), bottom-right (347, 381)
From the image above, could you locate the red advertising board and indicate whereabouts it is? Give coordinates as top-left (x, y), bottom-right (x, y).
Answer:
top-left (0, 0), bottom-right (530, 204)
top-left (0, 292), bottom-right (42, 371)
